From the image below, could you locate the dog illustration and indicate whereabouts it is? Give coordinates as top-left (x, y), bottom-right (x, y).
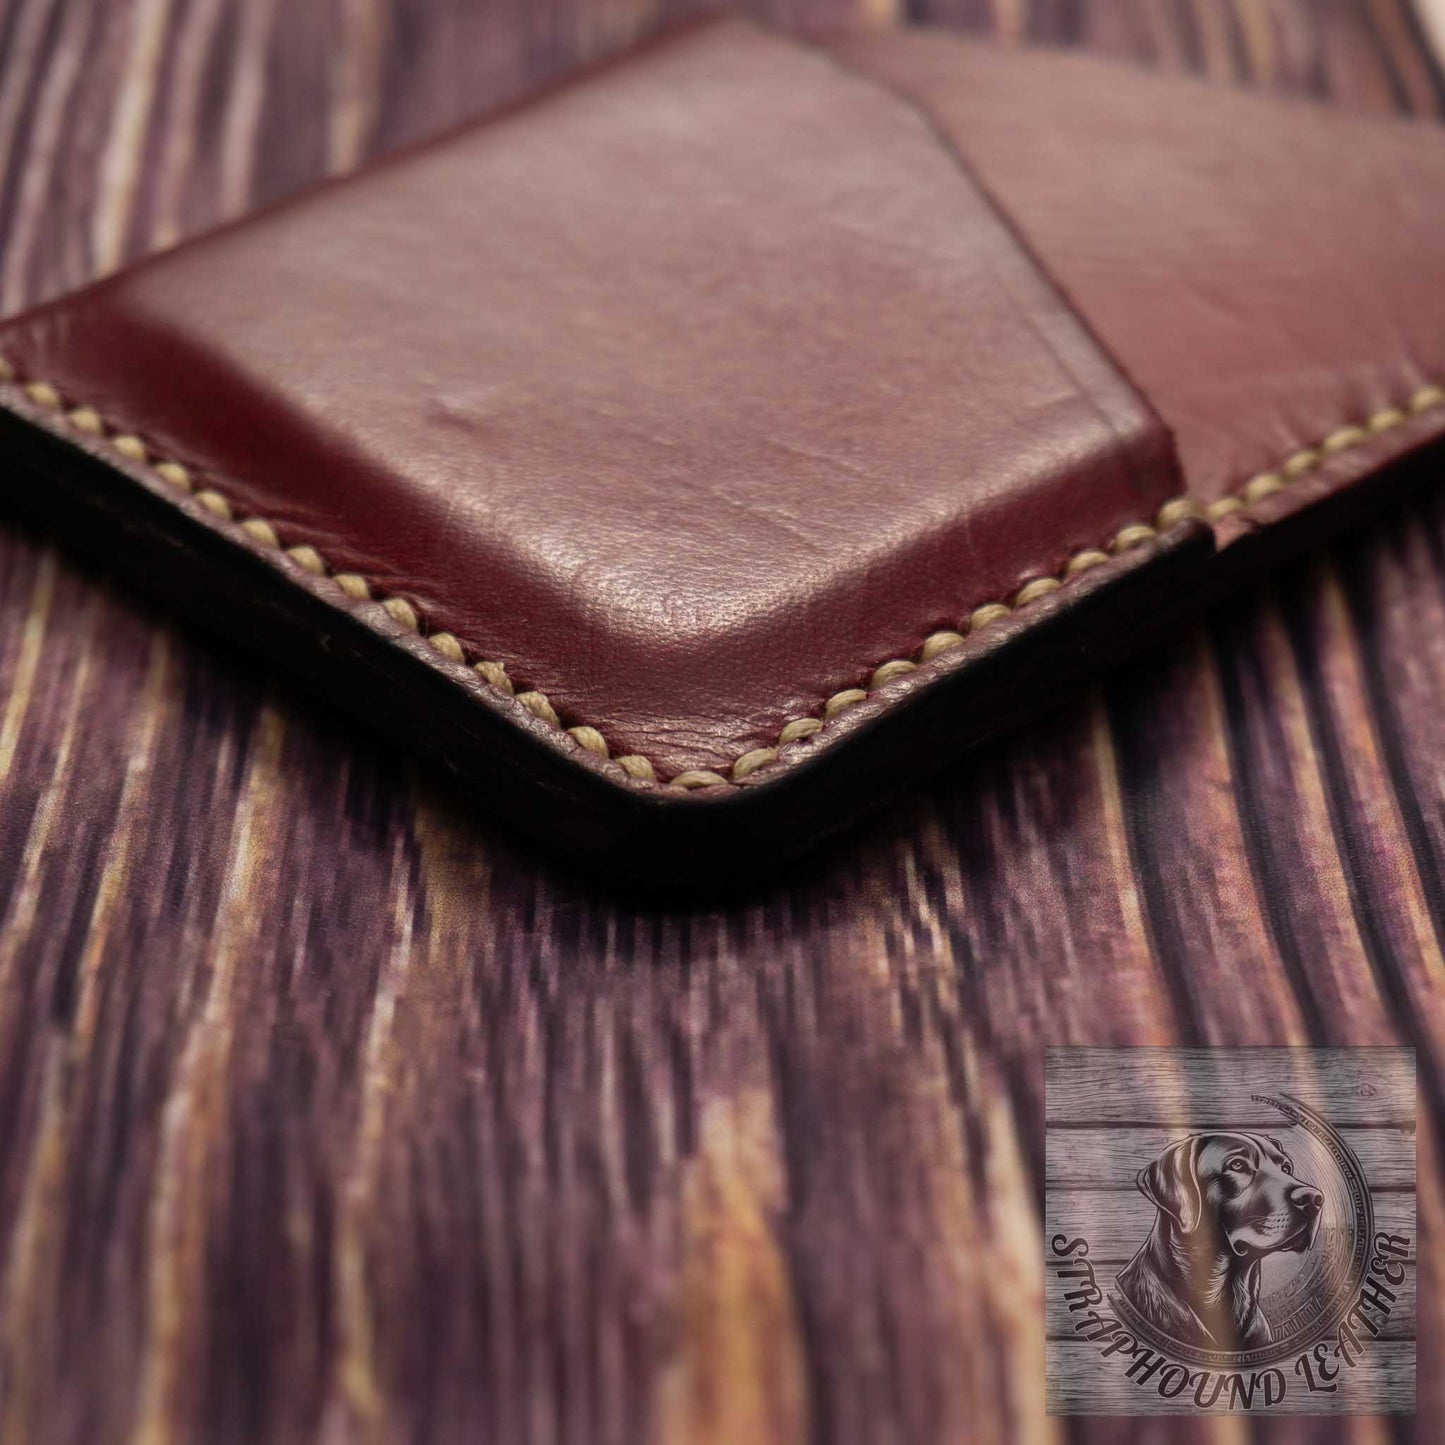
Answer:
top-left (1114, 1132), bottom-right (1323, 1350)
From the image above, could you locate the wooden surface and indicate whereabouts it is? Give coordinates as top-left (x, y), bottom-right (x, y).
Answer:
top-left (2, 2), bottom-right (1445, 1441)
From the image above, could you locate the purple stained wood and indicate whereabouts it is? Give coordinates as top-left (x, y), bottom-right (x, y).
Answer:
top-left (0, 1), bottom-right (1444, 1441)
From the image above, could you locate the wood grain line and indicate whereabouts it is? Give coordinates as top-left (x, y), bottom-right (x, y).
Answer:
top-left (131, 705), bottom-right (288, 1445)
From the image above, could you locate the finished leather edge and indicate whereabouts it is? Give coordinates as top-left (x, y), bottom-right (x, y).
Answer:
top-left (6, 372), bottom-right (1443, 890)
top-left (0, 374), bottom-right (1220, 890)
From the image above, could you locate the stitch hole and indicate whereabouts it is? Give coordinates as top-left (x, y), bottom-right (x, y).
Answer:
top-left (287, 544), bottom-right (326, 576)
top-left (241, 518), bottom-right (279, 547)
top-left (334, 573), bottom-right (370, 601)
top-left (823, 688), bottom-right (868, 720)
top-left (732, 746), bottom-right (778, 779)
top-left (474, 659), bottom-right (513, 695)
top-left (1063, 549), bottom-right (1110, 578)
top-left (779, 717), bottom-right (822, 745)
top-left (67, 406), bottom-right (104, 435)
top-left (196, 489), bottom-right (232, 519)
top-left (870, 658), bottom-right (916, 688)
top-left (672, 769), bottom-right (728, 789)
top-left (428, 632), bottom-right (464, 663)
top-left (382, 597), bottom-right (418, 631)
top-left (112, 434), bottom-right (147, 462)
top-left (1411, 384), bottom-right (1445, 412)
top-left (24, 381), bottom-right (62, 408)
top-left (968, 602), bottom-right (1012, 632)
top-left (154, 461), bottom-right (192, 491)
top-left (1243, 473), bottom-right (1285, 504)
top-left (517, 691), bottom-right (559, 727)
top-left (1014, 576), bottom-right (1060, 606)
top-left (920, 630), bottom-right (965, 662)
top-left (615, 754), bottom-right (656, 782)
top-left (567, 725), bottom-right (608, 758)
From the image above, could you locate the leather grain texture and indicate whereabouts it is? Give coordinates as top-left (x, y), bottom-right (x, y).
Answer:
top-left (0, 17), bottom-right (1174, 780)
top-left (1, 14), bottom-right (1444, 883)
top-left (833, 31), bottom-right (1445, 542)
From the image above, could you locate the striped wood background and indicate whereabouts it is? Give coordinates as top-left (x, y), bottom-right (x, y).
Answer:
top-left (1, 1), bottom-right (1445, 1442)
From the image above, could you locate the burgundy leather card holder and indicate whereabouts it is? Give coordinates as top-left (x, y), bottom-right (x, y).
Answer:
top-left (1, 17), bottom-right (1443, 886)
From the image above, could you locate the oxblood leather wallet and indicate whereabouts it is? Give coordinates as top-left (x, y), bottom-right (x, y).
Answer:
top-left (2, 17), bottom-right (1444, 887)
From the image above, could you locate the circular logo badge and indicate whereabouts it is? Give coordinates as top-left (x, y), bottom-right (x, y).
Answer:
top-left (1107, 1094), bottom-right (1373, 1370)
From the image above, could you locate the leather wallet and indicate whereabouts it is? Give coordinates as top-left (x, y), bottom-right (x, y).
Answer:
top-left (1, 17), bottom-right (1443, 887)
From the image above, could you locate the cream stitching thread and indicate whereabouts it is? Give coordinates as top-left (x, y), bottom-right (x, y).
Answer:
top-left (1, 352), bottom-right (1441, 789)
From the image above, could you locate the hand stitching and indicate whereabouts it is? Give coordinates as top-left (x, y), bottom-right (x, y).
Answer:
top-left (1, 351), bottom-right (1440, 790)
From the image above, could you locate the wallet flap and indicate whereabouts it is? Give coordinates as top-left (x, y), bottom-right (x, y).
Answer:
top-left (0, 16), bottom-right (1175, 785)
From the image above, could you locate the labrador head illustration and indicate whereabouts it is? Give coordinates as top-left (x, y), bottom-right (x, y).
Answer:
top-left (1114, 1132), bottom-right (1323, 1350)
